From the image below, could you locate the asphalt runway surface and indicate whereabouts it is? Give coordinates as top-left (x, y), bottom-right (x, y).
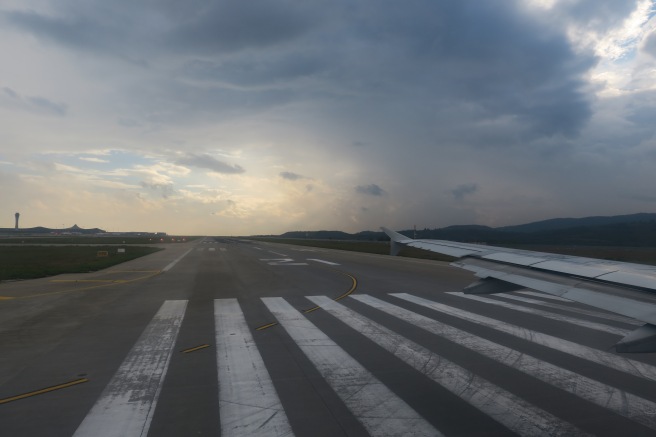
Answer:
top-left (3, 238), bottom-right (656, 436)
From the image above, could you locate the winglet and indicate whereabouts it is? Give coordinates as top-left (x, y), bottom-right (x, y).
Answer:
top-left (381, 227), bottom-right (413, 256)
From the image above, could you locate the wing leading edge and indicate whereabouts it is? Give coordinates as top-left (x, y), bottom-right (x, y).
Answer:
top-left (382, 227), bottom-right (656, 353)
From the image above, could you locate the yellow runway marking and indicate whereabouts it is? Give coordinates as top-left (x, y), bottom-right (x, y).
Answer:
top-left (0, 296), bottom-right (14, 300)
top-left (0, 378), bottom-right (88, 405)
top-left (10, 271), bottom-right (162, 300)
top-left (255, 322), bottom-right (278, 331)
top-left (303, 306), bottom-right (321, 313)
top-left (51, 270), bottom-right (160, 283)
top-left (257, 271), bottom-right (358, 330)
top-left (334, 273), bottom-right (358, 301)
top-left (182, 344), bottom-right (210, 354)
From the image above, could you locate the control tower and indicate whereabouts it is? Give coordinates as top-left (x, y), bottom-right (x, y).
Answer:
top-left (15, 212), bottom-right (19, 230)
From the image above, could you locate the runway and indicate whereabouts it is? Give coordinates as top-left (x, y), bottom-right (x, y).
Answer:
top-left (2, 238), bottom-right (656, 436)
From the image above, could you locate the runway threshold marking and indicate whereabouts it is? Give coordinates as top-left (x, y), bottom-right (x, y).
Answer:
top-left (262, 297), bottom-right (440, 436)
top-left (310, 296), bottom-right (585, 436)
top-left (255, 272), bottom-right (358, 330)
top-left (215, 299), bottom-right (292, 436)
top-left (307, 258), bottom-right (340, 266)
top-left (390, 293), bottom-right (656, 383)
top-left (0, 378), bottom-right (88, 404)
top-left (73, 300), bottom-right (187, 437)
top-left (182, 344), bottom-right (210, 354)
top-left (354, 294), bottom-right (656, 431)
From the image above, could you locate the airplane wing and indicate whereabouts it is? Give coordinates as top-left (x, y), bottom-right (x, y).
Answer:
top-left (382, 227), bottom-right (656, 353)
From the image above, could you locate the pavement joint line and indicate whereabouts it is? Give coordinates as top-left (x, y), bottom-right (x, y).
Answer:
top-left (0, 378), bottom-right (89, 405)
top-left (181, 344), bottom-right (211, 353)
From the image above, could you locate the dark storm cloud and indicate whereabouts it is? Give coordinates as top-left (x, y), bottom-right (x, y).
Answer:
top-left (355, 184), bottom-right (384, 196)
top-left (280, 171), bottom-right (306, 181)
top-left (4, 0), bottom-right (596, 140)
top-left (3, 0), bottom-right (316, 57)
top-left (450, 183), bottom-right (478, 201)
top-left (176, 153), bottom-right (244, 174)
top-left (3, 8), bottom-right (129, 57)
top-left (4, 0), bottom-right (600, 146)
top-left (182, 54), bottom-right (325, 87)
top-left (167, 1), bottom-right (316, 54)
top-left (325, 1), bottom-right (595, 138)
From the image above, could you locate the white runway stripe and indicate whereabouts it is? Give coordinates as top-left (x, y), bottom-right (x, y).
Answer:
top-left (268, 251), bottom-right (288, 256)
top-left (391, 293), bottom-right (656, 383)
top-left (497, 293), bottom-right (642, 326)
top-left (446, 292), bottom-right (630, 336)
top-left (262, 297), bottom-right (441, 437)
top-left (310, 296), bottom-right (584, 436)
top-left (163, 249), bottom-right (193, 272)
top-left (350, 295), bottom-right (656, 430)
top-left (74, 300), bottom-right (188, 437)
top-left (215, 299), bottom-right (293, 437)
top-left (307, 259), bottom-right (340, 266)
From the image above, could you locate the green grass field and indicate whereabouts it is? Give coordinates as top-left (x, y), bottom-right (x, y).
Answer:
top-left (248, 238), bottom-right (455, 261)
top-left (0, 246), bottom-right (163, 281)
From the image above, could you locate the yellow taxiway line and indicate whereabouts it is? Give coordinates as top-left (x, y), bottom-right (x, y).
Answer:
top-left (255, 271), bottom-right (358, 331)
top-left (0, 378), bottom-right (89, 405)
top-left (6, 271), bottom-right (162, 300)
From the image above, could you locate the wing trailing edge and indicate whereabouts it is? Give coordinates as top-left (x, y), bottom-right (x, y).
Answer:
top-left (382, 227), bottom-right (656, 353)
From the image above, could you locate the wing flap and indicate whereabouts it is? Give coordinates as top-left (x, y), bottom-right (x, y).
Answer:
top-left (382, 226), bottom-right (656, 351)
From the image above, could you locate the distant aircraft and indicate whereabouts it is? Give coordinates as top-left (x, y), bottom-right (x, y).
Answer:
top-left (383, 227), bottom-right (656, 353)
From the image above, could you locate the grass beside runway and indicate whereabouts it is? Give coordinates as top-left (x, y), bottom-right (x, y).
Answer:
top-left (247, 238), bottom-right (656, 266)
top-left (0, 246), bottom-right (163, 280)
top-left (247, 238), bottom-right (456, 261)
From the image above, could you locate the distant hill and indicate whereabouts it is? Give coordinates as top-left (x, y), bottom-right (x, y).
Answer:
top-left (497, 213), bottom-right (656, 233)
top-left (280, 230), bottom-right (355, 240)
top-left (0, 225), bottom-right (106, 235)
top-left (275, 213), bottom-right (656, 247)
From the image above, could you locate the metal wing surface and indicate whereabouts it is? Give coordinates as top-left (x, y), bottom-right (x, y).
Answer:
top-left (382, 227), bottom-right (656, 353)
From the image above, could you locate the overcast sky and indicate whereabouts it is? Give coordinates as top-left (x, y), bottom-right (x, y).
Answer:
top-left (2, 1), bottom-right (656, 235)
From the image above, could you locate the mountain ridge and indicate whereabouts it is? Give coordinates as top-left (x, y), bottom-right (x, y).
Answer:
top-left (275, 213), bottom-right (656, 246)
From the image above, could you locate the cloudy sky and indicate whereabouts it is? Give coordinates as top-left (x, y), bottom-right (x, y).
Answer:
top-left (1, 1), bottom-right (656, 235)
